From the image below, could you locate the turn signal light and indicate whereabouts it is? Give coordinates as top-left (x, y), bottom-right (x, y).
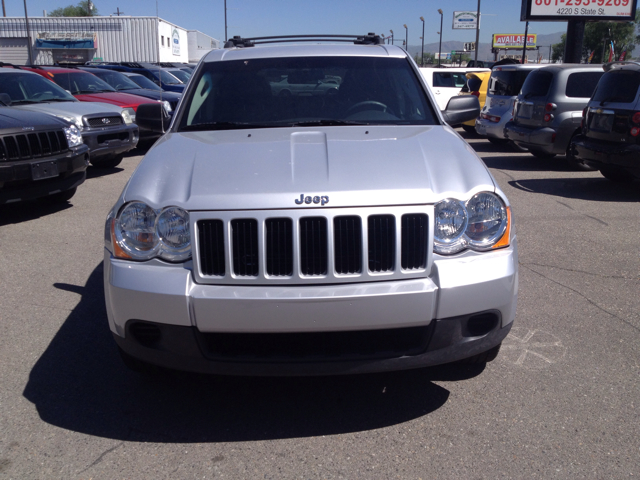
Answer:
top-left (545, 103), bottom-right (557, 112)
top-left (544, 113), bottom-right (554, 122)
top-left (632, 112), bottom-right (640, 124)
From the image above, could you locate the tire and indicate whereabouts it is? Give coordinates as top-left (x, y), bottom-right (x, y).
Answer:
top-left (461, 124), bottom-right (476, 133)
top-left (600, 168), bottom-right (635, 183)
top-left (91, 154), bottom-right (124, 169)
top-left (459, 343), bottom-right (502, 364)
top-left (488, 137), bottom-right (509, 145)
top-left (566, 133), bottom-right (596, 171)
top-left (48, 187), bottom-right (77, 204)
top-left (529, 148), bottom-right (556, 159)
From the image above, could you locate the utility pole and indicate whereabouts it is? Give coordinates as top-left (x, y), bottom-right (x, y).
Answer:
top-left (2, 0), bottom-right (7, 18)
top-left (521, 21), bottom-right (529, 64)
top-left (23, 0), bottom-right (33, 65)
top-left (113, 7), bottom-right (124, 16)
top-left (474, 0), bottom-right (480, 63)
top-left (224, 0), bottom-right (228, 42)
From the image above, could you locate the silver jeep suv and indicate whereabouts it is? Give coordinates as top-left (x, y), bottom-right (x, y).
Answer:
top-left (104, 34), bottom-right (518, 375)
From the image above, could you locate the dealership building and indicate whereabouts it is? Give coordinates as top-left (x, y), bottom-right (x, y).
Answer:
top-left (0, 16), bottom-right (219, 65)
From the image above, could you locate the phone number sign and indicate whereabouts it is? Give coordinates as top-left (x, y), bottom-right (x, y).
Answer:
top-left (521, 0), bottom-right (637, 20)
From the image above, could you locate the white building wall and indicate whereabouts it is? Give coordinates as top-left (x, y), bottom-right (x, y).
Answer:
top-left (187, 30), bottom-right (219, 63)
top-left (158, 20), bottom-right (188, 63)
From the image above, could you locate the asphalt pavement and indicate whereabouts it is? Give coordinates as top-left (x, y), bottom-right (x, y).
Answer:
top-left (0, 131), bottom-right (638, 479)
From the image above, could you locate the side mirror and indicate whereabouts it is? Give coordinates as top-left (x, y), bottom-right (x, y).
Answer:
top-left (0, 93), bottom-right (12, 106)
top-left (136, 102), bottom-right (170, 133)
top-left (442, 95), bottom-right (480, 125)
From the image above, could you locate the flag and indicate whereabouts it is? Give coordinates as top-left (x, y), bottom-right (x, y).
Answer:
top-left (587, 51), bottom-right (595, 64)
top-left (608, 41), bottom-right (614, 63)
top-left (619, 48), bottom-right (627, 61)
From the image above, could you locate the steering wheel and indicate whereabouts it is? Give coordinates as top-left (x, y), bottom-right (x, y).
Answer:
top-left (345, 100), bottom-right (391, 115)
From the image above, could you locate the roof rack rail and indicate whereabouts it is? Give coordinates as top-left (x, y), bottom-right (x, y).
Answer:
top-left (0, 62), bottom-right (23, 70)
top-left (224, 33), bottom-right (384, 49)
top-left (603, 61), bottom-right (640, 72)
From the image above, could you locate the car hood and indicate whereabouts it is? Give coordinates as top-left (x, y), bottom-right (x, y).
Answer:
top-left (116, 89), bottom-right (182, 103)
top-left (12, 101), bottom-right (124, 119)
top-left (75, 91), bottom-right (155, 107)
top-left (124, 125), bottom-right (497, 210)
top-left (0, 106), bottom-right (68, 129)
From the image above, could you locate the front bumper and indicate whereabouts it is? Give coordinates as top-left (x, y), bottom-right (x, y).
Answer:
top-left (104, 240), bottom-right (518, 375)
top-left (0, 144), bottom-right (89, 204)
top-left (82, 124), bottom-right (138, 160)
top-left (571, 135), bottom-right (640, 177)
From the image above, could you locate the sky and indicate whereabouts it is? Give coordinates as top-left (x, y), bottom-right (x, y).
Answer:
top-left (9, 0), bottom-right (570, 47)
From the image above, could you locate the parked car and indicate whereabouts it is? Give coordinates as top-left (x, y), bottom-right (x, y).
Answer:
top-left (504, 64), bottom-right (604, 169)
top-left (0, 96), bottom-right (89, 204)
top-left (571, 62), bottom-right (640, 181)
top-left (86, 62), bottom-right (186, 93)
top-left (77, 67), bottom-right (181, 114)
top-left (0, 68), bottom-right (138, 168)
top-left (104, 34), bottom-right (518, 376)
top-left (458, 71), bottom-right (491, 133)
top-left (163, 67), bottom-right (191, 84)
top-left (466, 60), bottom-right (496, 68)
top-left (419, 67), bottom-right (490, 111)
top-left (475, 64), bottom-right (543, 145)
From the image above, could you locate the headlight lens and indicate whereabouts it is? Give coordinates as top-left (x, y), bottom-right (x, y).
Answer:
top-left (57, 115), bottom-right (83, 131)
top-left (434, 192), bottom-right (510, 255)
top-left (159, 100), bottom-right (172, 113)
top-left (121, 108), bottom-right (134, 124)
top-left (63, 124), bottom-right (83, 147)
top-left (113, 202), bottom-right (191, 262)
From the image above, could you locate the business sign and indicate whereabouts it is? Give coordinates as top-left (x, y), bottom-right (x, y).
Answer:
top-left (520, 0), bottom-right (637, 21)
top-left (435, 52), bottom-right (452, 60)
top-left (453, 11), bottom-right (478, 29)
top-left (172, 28), bottom-right (180, 56)
top-left (492, 33), bottom-right (537, 49)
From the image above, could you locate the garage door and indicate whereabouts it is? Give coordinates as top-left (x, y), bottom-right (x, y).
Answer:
top-left (0, 38), bottom-right (30, 64)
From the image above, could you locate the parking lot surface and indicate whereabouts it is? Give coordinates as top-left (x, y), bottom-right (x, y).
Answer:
top-left (0, 130), bottom-right (638, 479)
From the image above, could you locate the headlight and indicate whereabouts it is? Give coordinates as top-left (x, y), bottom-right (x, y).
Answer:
top-left (434, 192), bottom-right (510, 255)
top-left (63, 124), bottom-right (83, 147)
top-left (121, 108), bottom-right (135, 124)
top-left (112, 202), bottom-right (191, 262)
top-left (158, 100), bottom-right (172, 113)
top-left (56, 115), bottom-right (83, 131)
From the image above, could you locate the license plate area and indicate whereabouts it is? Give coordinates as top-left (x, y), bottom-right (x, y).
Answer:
top-left (518, 104), bottom-right (533, 119)
top-left (31, 161), bottom-right (59, 180)
top-left (590, 114), bottom-right (614, 133)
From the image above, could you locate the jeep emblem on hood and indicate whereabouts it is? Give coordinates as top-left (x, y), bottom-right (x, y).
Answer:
top-left (295, 194), bottom-right (329, 206)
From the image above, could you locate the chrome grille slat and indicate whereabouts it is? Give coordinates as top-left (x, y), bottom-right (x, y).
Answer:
top-left (193, 207), bottom-right (433, 285)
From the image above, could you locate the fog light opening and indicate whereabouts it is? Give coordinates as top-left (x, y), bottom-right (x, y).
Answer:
top-left (129, 321), bottom-right (162, 347)
top-left (465, 313), bottom-right (499, 337)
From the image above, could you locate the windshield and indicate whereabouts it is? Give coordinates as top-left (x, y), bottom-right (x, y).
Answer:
top-left (178, 56), bottom-right (437, 131)
top-left (0, 72), bottom-right (76, 103)
top-left (50, 71), bottom-right (116, 94)
top-left (489, 70), bottom-right (531, 97)
top-left (521, 71), bottom-right (553, 98)
top-left (168, 69), bottom-right (191, 83)
top-left (126, 74), bottom-right (163, 91)
top-left (591, 70), bottom-right (640, 104)
top-left (153, 70), bottom-right (183, 85)
top-left (90, 70), bottom-right (141, 91)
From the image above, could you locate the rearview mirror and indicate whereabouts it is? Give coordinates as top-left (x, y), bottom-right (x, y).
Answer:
top-left (136, 102), bottom-right (171, 133)
top-left (442, 95), bottom-right (480, 125)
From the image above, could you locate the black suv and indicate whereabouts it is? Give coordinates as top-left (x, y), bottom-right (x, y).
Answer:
top-left (571, 62), bottom-right (640, 182)
top-left (0, 98), bottom-right (89, 204)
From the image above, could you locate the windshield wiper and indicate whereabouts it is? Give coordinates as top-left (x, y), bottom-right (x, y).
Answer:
top-left (180, 121), bottom-right (278, 131)
top-left (42, 98), bottom-right (74, 102)
top-left (289, 119), bottom-right (369, 126)
top-left (10, 99), bottom-right (39, 105)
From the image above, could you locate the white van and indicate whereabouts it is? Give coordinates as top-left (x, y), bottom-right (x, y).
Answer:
top-left (419, 67), bottom-right (490, 111)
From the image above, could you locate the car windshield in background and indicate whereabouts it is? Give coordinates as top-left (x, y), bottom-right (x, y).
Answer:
top-left (126, 73), bottom-right (163, 91)
top-left (592, 70), bottom-right (640, 104)
top-left (51, 72), bottom-right (117, 94)
top-left (0, 72), bottom-right (76, 103)
top-left (179, 56), bottom-right (437, 131)
top-left (489, 70), bottom-right (530, 96)
top-left (167, 69), bottom-right (191, 83)
top-left (92, 70), bottom-right (142, 91)
top-left (521, 71), bottom-right (553, 98)
top-left (154, 70), bottom-right (183, 85)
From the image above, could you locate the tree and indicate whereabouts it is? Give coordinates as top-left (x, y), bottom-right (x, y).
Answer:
top-left (551, 13), bottom-right (637, 63)
top-left (49, 1), bottom-right (99, 17)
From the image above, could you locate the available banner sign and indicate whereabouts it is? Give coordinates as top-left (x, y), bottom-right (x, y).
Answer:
top-left (492, 33), bottom-right (537, 49)
top-left (452, 11), bottom-right (478, 29)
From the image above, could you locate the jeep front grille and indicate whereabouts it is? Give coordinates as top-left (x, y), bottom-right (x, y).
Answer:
top-left (195, 207), bottom-right (431, 285)
top-left (0, 130), bottom-right (68, 162)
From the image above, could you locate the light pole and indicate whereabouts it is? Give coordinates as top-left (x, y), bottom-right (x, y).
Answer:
top-left (403, 24), bottom-right (408, 51)
top-left (23, 0), bottom-right (33, 65)
top-left (474, 0), bottom-right (480, 64)
top-left (437, 9), bottom-right (443, 67)
top-left (420, 16), bottom-right (425, 66)
top-left (224, 0), bottom-right (228, 42)
top-left (390, 29), bottom-right (394, 45)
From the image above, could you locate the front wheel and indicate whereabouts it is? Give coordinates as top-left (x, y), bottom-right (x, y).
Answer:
top-left (91, 154), bottom-right (123, 169)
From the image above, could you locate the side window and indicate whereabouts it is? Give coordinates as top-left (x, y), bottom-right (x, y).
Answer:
top-left (433, 73), bottom-right (453, 88)
top-left (565, 72), bottom-right (604, 98)
top-left (452, 73), bottom-right (467, 88)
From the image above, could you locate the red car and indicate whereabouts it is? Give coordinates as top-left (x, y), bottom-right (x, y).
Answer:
top-left (24, 66), bottom-right (161, 138)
